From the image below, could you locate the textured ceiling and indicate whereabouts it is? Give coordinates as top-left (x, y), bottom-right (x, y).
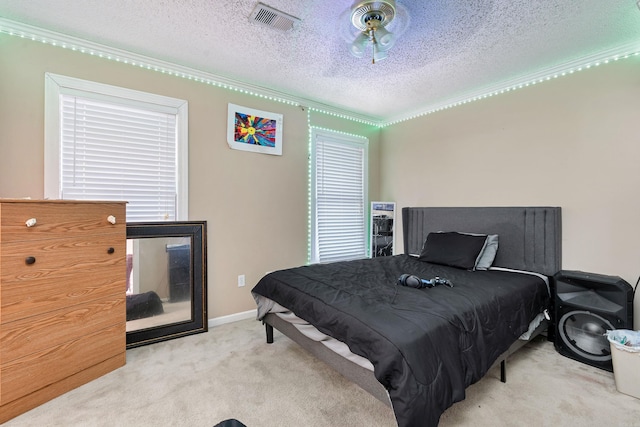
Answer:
top-left (1, 0), bottom-right (639, 122)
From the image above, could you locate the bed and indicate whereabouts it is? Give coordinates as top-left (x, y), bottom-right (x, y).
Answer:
top-left (251, 206), bottom-right (561, 427)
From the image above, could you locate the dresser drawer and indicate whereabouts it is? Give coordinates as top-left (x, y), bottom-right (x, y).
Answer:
top-left (1, 296), bottom-right (125, 362)
top-left (0, 322), bottom-right (125, 406)
top-left (1, 235), bottom-right (125, 323)
top-left (1, 270), bottom-right (125, 324)
top-left (0, 234), bottom-right (125, 282)
top-left (0, 202), bottom-right (125, 243)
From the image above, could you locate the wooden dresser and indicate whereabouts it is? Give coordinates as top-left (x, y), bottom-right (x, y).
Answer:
top-left (0, 199), bottom-right (127, 423)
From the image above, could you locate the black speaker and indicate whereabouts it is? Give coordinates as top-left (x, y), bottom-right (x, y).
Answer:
top-left (553, 270), bottom-right (634, 372)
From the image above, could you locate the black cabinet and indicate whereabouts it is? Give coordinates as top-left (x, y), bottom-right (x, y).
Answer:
top-left (166, 244), bottom-right (191, 302)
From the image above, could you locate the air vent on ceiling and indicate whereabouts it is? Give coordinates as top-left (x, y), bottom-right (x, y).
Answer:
top-left (249, 3), bottom-right (301, 32)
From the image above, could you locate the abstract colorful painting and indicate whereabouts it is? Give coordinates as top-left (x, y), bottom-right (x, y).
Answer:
top-left (234, 113), bottom-right (276, 147)
top-left (227, 103), bottom-right (283, 155)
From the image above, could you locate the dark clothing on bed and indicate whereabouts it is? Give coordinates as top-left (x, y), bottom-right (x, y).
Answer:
top-left (252, 255), bottom-right (548, 427)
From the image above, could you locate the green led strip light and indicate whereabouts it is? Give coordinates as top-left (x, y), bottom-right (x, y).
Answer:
top-left (0, 18), bottom-right (380, 127)
top-left (383, 49), bottom-right (640, 126)
top-left (307, 110), bottom-right (313, 265)
top-left (1, 18), bottom-right (638, 128)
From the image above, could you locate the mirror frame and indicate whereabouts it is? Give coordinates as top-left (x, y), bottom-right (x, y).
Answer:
top-left (126, 221), bottom-right (208, 349)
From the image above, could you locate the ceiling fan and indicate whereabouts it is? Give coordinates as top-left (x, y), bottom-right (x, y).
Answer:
top-left (348, 0), bottom-right (400, 63)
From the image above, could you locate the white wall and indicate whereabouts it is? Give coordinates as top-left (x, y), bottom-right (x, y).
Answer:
top-left (380, 57), bottom-right (640, 329)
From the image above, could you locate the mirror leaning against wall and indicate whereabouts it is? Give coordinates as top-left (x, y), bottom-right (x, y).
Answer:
top-left (125, 221), bottom-right (208, 349)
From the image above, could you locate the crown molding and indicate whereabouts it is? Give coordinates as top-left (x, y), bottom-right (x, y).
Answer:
top-left (0, 17), bottom-right (383, 127)
top-left (1, 17), bottom-right (639, 128)
top-left (383, 40), bottom-right (640, 126)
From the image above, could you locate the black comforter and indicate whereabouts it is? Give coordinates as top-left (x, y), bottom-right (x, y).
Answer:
top-left (252, 255), bottom-right (548, 427)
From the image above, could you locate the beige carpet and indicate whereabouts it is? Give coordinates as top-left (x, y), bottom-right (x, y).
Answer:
top-left (5, 318), bottom-right (640, 427)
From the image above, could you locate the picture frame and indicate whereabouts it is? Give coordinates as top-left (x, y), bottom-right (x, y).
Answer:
top-left (227, 103), bottom-right (283, 155)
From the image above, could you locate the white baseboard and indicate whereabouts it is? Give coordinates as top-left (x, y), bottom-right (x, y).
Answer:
top-left (208, 309), bottom-right (257, 328)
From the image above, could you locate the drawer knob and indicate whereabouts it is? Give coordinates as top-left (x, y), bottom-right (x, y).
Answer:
top-left (25, 256), bottom-right (36, 265)
top-left (25, 218), bottom-right (37, 227)
top-left (107, 215), bottom-right (117, 225)
top-left (107, 247), bottom-right (115, 254)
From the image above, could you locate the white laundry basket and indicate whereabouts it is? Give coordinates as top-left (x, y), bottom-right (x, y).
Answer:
top-left (607, 329), bottom-right (640, 399)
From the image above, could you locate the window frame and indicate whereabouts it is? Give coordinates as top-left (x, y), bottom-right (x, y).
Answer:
top-left (44, 72), bottom-right (189, 220)
top-left (310, 127), bottom-right (369, 264)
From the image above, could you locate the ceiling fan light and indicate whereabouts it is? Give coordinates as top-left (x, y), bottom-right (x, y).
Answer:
top-left (375, 26), bottom-right (394, 48)
top-left (350, 32), bottom-right (370, 57)
top-left (349, 0), bottom-right (397, 63)
top-left (351, 44), bottom-right (365, 57)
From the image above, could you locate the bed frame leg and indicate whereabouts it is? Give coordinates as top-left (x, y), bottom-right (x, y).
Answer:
top-left (265, 323), bottom-right (274, 344)
top-left (500, 360), bottom-right (506, 383)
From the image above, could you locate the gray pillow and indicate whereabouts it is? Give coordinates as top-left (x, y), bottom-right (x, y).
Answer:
top-left (472, 234), bottom-right (499, 270)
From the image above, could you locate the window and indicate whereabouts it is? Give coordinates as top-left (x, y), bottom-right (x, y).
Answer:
top-left (310, 128), bottom-right (368, 263)
top-left (44, 73), bottom-right (188, 221)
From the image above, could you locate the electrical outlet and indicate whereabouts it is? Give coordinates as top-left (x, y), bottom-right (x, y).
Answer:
top-left (238, 274), bottom-right (245, 287)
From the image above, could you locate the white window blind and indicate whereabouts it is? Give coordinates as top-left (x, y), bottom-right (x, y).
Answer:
top-left (44, 73), bottom-right (188, 222)
top-left (311, 129), bottom-right (368, 263)
top-left (60, 95), bottom-right (177, 221)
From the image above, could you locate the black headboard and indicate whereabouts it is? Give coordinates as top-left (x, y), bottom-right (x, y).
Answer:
top-left (402, 207), bottom-right (562, 276)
